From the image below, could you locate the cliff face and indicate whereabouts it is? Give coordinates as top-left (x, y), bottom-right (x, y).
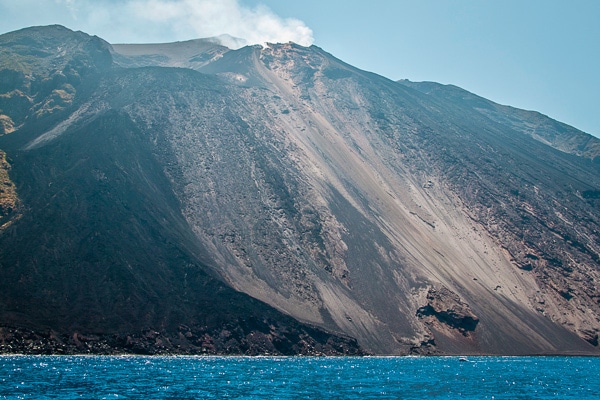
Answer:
top-left (0, 25), bottom-right (599, 355)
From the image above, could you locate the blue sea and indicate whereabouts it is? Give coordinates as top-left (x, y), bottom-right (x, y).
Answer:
top-left (1, 355), bottom-right (598, 399)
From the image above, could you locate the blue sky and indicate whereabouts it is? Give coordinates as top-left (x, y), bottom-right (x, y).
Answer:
top-left (1, 0), bottom-right (598, 137)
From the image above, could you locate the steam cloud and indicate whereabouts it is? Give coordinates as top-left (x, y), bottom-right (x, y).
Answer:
top-left (2, 0), bottom-right (314, 48)
top-left (130, 0), bottom-right (314, 48)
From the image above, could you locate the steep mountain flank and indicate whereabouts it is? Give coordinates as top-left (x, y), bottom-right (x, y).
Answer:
top-left (397, 80), bottom-right (600, 161)
top-left (0, 26), bottom-right (362, 356)
top-left (0, 25), bottom-right (599, 355)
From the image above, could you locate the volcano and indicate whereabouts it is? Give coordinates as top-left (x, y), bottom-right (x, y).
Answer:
top-left (1, 25), bottom-right (599, 355)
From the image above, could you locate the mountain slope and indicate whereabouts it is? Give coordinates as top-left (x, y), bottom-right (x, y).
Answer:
top-left (111, 38), bottom-right (230, 70)
top-left (1, 25), bottom-right (599, 355)
top-left (192, 42), bottom-right (600, 354)
top-left (397, 79), bottom-right (600, 160)
top-left (0, 26), bottom-right (362, 356)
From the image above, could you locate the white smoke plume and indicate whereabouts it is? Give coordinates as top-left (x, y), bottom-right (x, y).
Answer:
top-left (0, 0), bottom-right (314, 48)
top-left (129, 0), bottom-right (314, 48)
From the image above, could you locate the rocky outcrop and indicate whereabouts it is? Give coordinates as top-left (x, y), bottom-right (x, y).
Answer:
top-left (417, 286), bottom-right (479, 335)
top-left (0, 149), bottom-right (20, 229)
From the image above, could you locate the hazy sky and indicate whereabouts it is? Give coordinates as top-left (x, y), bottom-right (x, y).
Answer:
top-left (1, 0), bottom-right (598, 137)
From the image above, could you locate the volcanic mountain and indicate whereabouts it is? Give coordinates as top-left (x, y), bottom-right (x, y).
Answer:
top-left (1, 25), bottom-right (599, 355)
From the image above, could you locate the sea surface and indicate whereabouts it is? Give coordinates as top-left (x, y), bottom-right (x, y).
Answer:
top-left (0, 355), bottom-right (598, 399)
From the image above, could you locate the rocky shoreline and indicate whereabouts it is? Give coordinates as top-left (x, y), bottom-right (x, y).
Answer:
top-left (0, 325), bottom-right (365, 356)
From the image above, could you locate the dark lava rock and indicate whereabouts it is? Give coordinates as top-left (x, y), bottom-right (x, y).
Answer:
top-left (416, 286), bottom-right (479, 334)
top-left (0, 323), bottom-right (364, 356)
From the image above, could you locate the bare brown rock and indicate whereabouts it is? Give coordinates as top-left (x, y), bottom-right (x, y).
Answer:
top-left (0, 149), bottom-right (20, 229)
